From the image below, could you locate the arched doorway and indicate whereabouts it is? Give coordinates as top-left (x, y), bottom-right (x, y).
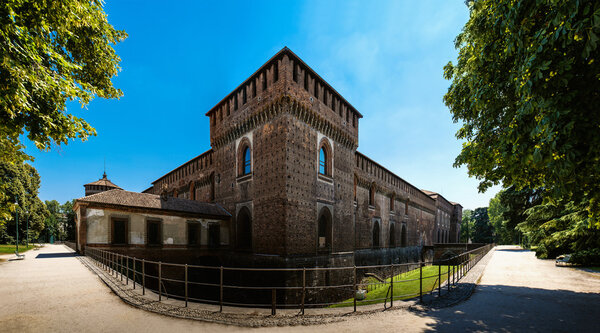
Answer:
top-left (317, 207), bottom-right (332, 251)
top-left (372, 220), bottom-right (380, 248)
top-left (236, 207), bottom-right (252, 250)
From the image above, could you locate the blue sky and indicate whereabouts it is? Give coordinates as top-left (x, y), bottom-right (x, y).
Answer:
top-left (27, 0), bottom-right (499, 210)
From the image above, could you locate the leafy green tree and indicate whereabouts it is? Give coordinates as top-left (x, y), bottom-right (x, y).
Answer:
top-left (0, 161), bottom-right (48, 243)
top-left (488, 192), bottom-right (510, 244)
top-left (518, 201), bottom-right (600, 259)
top-left (460, 209), bottom-right (474, 243)
top-left (472, 207), bottom-right (494, 243)
top-left (62, 200), bottom-right (76, 241)
top-left (444, 1), bottom-right (600, 226)
top-left (1, 0), bottom-right (127, 164)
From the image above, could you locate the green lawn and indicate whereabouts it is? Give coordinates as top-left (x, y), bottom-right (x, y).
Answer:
top-left (586, 266), bottom-right (600, 272)
top-left (0, 244), bottom-right (39, 254)
top-left (331, 265), bottom-right (456, 307)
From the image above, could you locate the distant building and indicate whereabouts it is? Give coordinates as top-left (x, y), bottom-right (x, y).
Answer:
top-left (84, 172), bottom-right (121, 196)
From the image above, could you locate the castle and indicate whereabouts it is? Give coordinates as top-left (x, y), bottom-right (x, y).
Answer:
top-left (136, 47), bottom-right (462, 266)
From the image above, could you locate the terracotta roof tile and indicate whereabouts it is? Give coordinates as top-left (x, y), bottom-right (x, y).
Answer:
top-left (76, 189), bottom-right (230, 218)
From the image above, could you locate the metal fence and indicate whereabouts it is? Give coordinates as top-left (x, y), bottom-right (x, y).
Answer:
top-left (85, 244), bottom-right (494, 314)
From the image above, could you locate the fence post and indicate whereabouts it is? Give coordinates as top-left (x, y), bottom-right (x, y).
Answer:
top-left (438, 263), bottom-right (441, 296)
top-left (219, 266), bottom-right (223, 313)
top-left (447, 262), bottom-right (451, 292)
top-left (271, 289), bottom-right (276, 316)
top-left (353, 265), bottom-right (357, 312)
top-left (133, 258), bottom-right (136, 290)
top-left (185, 264), bottom-right (188, 307)
top-left (142, 259), bottom-right (145, 295)
top-left (419, 262), bottom-right (423, 302)
top-left (301, 267), bottom-right (306, 315)
top-left (126, 256), bottom-right (129, 285)
top-left (390, 263), bottom-right (394, 308)
top-left (158, 261), bottom-right (162, 301)
top-left (120, 255), bottom-right (124, 282)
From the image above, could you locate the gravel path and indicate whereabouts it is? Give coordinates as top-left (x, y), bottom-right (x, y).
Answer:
top-left (1, 244), bottom-right (598, 332)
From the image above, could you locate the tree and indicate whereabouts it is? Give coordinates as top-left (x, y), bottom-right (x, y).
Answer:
top-left (1, 0), bottom-right (127, 164)
top-left (460, 209), bottom-right (474, 243)
top-left (472, 207), bottom-right (494, 243)
top-left (0, 161), bottom-right (48, 243)
top-left (488, 192), bottom-right (510, 244)
top-left (444, 1), bottom-right (600, 226)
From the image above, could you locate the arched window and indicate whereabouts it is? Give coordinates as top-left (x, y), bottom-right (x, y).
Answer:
top-left (243, 147), bottom-right (251, 175)
top-left (372, 220), bottom-right (380, 248)
top-left (318, 139), bottom-right (332, 176)
top-left (389, 223), bottom-right (396, 247)
top-left (318, 207), bottom-right (332, 251)
top-left (319, 147), bottom-right (327, 175)
top-left (236, 207), bottom-right (252, 250)
top-left (401, 224), bottom-right (407, 247)
top-left (369, 184), bottom-right (375, 206)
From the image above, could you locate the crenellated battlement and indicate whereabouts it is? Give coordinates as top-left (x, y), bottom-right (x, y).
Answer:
top-left (205, 48), bottom-right (362, 146)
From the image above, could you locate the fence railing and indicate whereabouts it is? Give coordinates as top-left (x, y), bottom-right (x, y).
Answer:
top-left (85, 243), bottom-right (494, 314)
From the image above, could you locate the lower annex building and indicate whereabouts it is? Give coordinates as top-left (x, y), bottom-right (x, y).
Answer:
top-left (75, 48), bottom-right (462, 268)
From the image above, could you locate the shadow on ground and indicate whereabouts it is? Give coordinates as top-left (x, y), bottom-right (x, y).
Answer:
top-left (413, 285), bottom-right (600, 332)
top-left (36, 252), bottom-right (78, 259)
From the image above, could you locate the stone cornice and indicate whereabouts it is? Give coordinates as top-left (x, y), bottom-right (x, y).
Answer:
top-left (212, 95), bottom-right (358, 149)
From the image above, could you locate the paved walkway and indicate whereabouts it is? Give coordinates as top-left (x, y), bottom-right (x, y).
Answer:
top-left (1, 245), bottom-right (598, 332)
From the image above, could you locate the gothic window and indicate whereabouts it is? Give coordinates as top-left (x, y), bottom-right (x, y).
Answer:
top-left (389, 223), bottom-right (396, 247)
top-left (401, 224), bottom-right (407, 247)
top-left (238, 139), bottom-right (252, 177)
top-left (369, 184), bottom-right (375, 206)
top-left (319, 147), bottom-right (327, 175)
top-left (318, 139), bottom-right (332, 176)
top-left (243, 147), bottom-right (251, 175)
top-left (372, 220), bottom-right (380, 248)
top-left (236, 207), bottom-right (252, 250)
top-left (318, 207), bottom-right (332, 251)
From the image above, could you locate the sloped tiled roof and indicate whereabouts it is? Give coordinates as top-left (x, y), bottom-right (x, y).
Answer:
top-left (76, 189), bottom-right (230, 218)
top-left (84, 173), bottom-right (121, 189)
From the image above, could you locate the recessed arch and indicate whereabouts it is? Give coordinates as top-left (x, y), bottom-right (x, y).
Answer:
top-left (401, 224), bottom-right (407, 247)
top-left (318, 138), bottom-right (333, 176)
top-left (236, 206), bottom-right (252, 251)
top-left (317, 207), bottom-right (332, 251)
top-left (237, 137), bottom-right (252, 177)
top-left (389, 222), bottom-right (396, 247)
top-left (372, 219), bottom-right (380, 248)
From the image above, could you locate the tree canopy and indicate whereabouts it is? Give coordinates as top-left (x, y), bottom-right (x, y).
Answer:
top-left (1, 0), bottom-right (127, 163)
top-left (444, 0), bottom-right (600, 226)
top-left (0, 161), bottom-right (48, 243)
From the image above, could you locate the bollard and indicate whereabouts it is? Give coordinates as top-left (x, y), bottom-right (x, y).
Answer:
top-left (185, 264), bottom-right (188, 307)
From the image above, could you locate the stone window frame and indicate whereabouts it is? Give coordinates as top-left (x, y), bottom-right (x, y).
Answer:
top-left (400, 223), bottom-right (408, 247)
top-left (368, 183), bottom-right (376, 209)
top-left (317, 137), bottom-right (333, 179)
top-left (389, 221), bottom-right (396, 247)
top-left (237, 136), bottom-right (253, 180)
top-left (372, 217), bottom-right (381, 249)
top-left (110, 216), bottom-right (129, 246)
top-left (145, 218), bottom-right (163, 247)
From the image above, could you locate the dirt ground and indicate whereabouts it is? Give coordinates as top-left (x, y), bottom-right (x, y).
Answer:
top-left (0, 244), bottom-right (598, 332)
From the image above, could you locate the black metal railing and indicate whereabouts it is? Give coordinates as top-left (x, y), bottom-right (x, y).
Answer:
top-left (85, 243), bottom-right (494, 314)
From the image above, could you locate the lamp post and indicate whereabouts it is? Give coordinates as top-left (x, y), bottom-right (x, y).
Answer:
top-left (15, 196), bottom-right (19, 254)
top-left (26, 208), bottom-right (29, 249)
